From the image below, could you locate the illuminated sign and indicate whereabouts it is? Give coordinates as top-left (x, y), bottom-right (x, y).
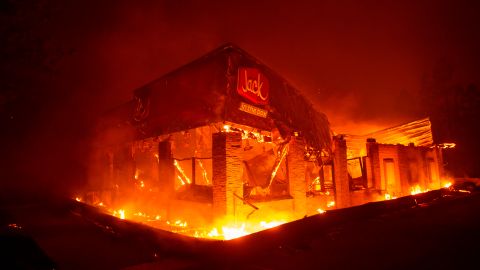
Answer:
top-left (237, 67), bottom-right (269, 105)
top-left (239, 102), bottom-right (268, 118)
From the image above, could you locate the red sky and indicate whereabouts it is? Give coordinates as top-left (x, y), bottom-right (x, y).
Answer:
top-left (2, 0), bottom-right (480, 191)
top-left (51, 0), bottom-right (480, 133)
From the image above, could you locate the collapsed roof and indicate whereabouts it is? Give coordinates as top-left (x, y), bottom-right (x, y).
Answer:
top-left (99, 43), bottom-right (332, 152)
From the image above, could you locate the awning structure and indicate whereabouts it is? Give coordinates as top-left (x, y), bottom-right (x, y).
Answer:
top-left (99, 43), bottom-right (332, 152)
top-left (343, 117), bottom-right (434, 158)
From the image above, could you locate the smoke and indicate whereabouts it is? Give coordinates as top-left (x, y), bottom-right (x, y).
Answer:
top-left (2, 0), bottom-right (480, 196)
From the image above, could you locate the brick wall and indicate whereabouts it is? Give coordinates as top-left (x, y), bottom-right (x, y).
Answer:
top-left (287, 136), bottom-right (307, 218)
top-left (212, 132), bottom-right (243, 220)
top-left (333, 136), bottom-right (351, 208)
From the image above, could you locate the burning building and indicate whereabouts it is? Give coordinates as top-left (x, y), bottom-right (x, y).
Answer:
top-left (84, 44), bottom-right (447, 239)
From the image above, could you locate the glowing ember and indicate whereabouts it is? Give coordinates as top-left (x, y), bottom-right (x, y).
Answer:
top-left (8, 223), bottom-right (22, 229)
top-left (223, 124), bottom-right (231, 132)
top-left (443, 182), bottom-right (452, 188)
top-left (75, 197), bottom-right (82, 202)
top-left (327, 201), bottom-right (335, 208)
top-left (317, 208), bottom-right (326, 214)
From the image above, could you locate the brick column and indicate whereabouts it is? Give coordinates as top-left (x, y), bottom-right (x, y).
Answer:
top-left (333, 136), bottom-right (351, 208)
top-left (287, 136), bottom-right (307, 218)
top-left (212, 132), bottom-right (243, 220)
top-left (366, 138), bottom-right (381, 190)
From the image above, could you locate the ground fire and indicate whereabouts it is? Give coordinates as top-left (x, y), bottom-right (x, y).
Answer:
top-left (76, 44), bottom-right (454, 240)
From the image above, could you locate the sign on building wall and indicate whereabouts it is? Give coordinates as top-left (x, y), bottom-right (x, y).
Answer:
top-left (237, 67), bottom-right (270, 105)
top-left (239, 102), bottom-right (268, 118)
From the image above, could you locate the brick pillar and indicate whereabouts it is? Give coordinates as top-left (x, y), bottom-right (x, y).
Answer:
top-left (287, 136), bottom-right (307, 218)
top-left (366, 138), bottom-right (381, 190)
top-left (333, 136), bottom-right (351, 208)
top-left (398, 145), bottom-right (411, 195)
top-left (212, 132), bottom-right (243, 220)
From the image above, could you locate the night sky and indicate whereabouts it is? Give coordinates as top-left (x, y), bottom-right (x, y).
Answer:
top-left (1, 0), bottom-right (480, 194)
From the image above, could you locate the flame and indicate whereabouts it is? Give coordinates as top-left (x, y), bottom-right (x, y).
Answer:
top-left (207, 228), bottom-right (220, 237)
top-left (221, 224), bottom-right (247, 240)
top-left (197, 159), bottom-right (210, 184)
top-left (443, 182), bottom-right (452, 188)
top-left (259, 221), bottom-right (286, 229)
top-left (438, 143), bottom-right (456, 149)
top-left (174, 160), bottom-right (191, 184)
top-left (75, 197), bottom-right (82, 202)
top-left (410, 184), bottom-right (429, 195)
top-left (327, 201), bottom-right (335, 208)
top-left (317, 208), bottom-right (326, 214)
top-left (113, 209), bottom-right (126, 220)
top-left (384, 193), bottom-right (396, 200)
top-left (85, 199), bottom-right (290, 240)
top-left (177, 175), bottom-right (186, 185)
top-left (223, 124), bottom-right (231, 132)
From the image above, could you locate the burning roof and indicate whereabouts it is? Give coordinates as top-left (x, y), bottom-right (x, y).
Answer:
top-left (99, 43), bottom-right (332, 152)
top-left (342, 117), bottom-right (434, 158)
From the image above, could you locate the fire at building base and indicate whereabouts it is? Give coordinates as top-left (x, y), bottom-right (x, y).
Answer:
top-left (78, 44), bottom-right (453, 240)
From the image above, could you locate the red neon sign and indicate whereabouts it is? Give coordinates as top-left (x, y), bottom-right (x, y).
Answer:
top-left (236, 68), bottom-right (269, 105)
